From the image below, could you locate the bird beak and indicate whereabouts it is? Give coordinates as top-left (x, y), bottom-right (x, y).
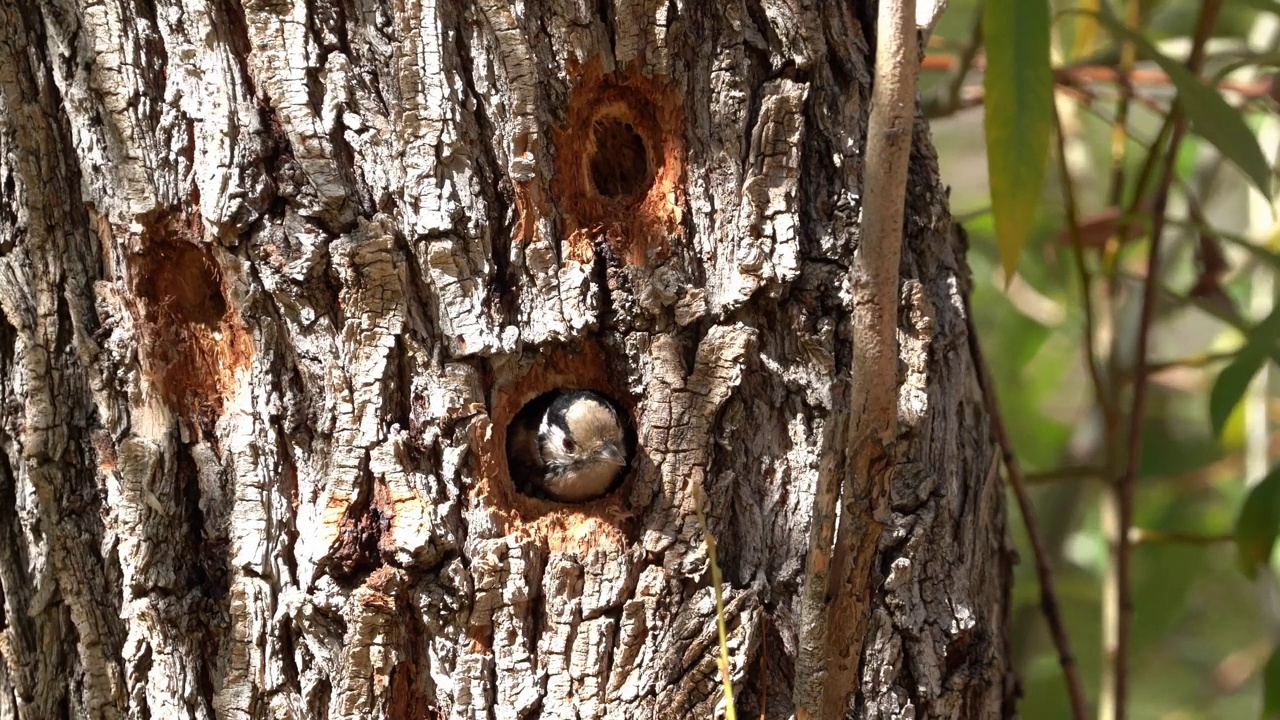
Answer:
top-left (599, 443), bottom-right (626, 466)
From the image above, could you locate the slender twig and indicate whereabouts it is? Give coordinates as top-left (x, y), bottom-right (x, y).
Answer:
top-left (1112, 4), bottom-right (1223, 720)
top-left (1032, 428), bottom-right (1280, 495)
top-left (1054, 64), bottom-right (1278, 100)
top-left (919, 62), bottom-right (1277, 117)
top-left (1061, 80), bottom-right (1173, 120)
top-left (1118, 113), bottom-right (1175, 235)
top-left (1026, 466), bottom-right (1104, 484)
top-left (1052, 91), bottom-right (1110, 720)
top-left (1104, 109), bottom-right (1175, 292)
top-left (757, 616), bottom-right (768, 720)
top-left (811, 0), bottom-right (917, 717)
top-left (965, 297), bottom-right (1091, 720)
top-left (1104, 0), bottom-right (1140, 212)
top-left (923, 10), bottom-right (983, 119)
top-left (694, 484), bottom-right (737, 720)
top-left (1241, 10), bottom-right (1280, 648)
top-left (920, 51), bottom-right (1280, 99)
top-left (1050, 113), bottom-right (1121, 683)
top-left (1053, 104), bottom-right (1112, 418)
top-left (1139, 351), bottom-right (1239, 375)
top-left (1129, 528), bottom-right (1233, 545)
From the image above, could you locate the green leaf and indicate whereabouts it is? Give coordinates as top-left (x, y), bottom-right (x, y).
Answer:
top-left (1209, 306), bottom-right (1280, 437)
top-left (1236, 464), bottom-right (1280, 579)
top-left (1084, 9), bottom-right (1273, 197)
top-left (1069, 0), bottom-right (1101, 60)
top-left (1265, 646), bottom-right (1280, 720)
top-left (983, 0), bottom-right (1053, 279)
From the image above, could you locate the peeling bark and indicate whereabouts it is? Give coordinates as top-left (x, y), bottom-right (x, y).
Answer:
top-left (0, 0), bottom-right (1013, 718)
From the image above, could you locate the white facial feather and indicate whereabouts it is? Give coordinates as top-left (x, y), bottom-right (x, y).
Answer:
top-left (533, 392), bottom-right (627, 501)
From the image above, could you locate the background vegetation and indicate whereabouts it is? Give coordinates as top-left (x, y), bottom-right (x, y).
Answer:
top-left (927, 0), bottom-right (1280, 717)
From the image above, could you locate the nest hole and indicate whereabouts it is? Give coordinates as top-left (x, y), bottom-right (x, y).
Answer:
top-left (550, 68), bottom-right (685, 265)
top-left (132, 232), bottom-right (249, 434)
top-left (137, 240), bottom-right (227, 326)
top-left (589, 117), bottom-right (653, 202)
top-left (476, 340), bottom-right (649, 550)
top-left (505, 388), bottom-right (637, 503)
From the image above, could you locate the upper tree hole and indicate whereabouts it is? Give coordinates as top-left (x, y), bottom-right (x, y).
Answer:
top-left (138, 240), bottom-right (227, 326)
top-left (589, 117), bottom-right (652, 202)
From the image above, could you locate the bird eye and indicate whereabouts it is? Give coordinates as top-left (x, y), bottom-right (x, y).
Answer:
top-left (562, 437), bottom-right (575, 452)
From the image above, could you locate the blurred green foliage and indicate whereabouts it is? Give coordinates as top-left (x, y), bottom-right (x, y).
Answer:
top-left (929, 0), bottom-right (1280, 717)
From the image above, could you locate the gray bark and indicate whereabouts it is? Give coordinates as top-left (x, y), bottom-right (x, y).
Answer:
top-left (0, 0), bottom-right (1013, 718)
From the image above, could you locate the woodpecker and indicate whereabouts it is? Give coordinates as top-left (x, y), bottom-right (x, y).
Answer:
top-left (507, 389), bottom-right (629, 502)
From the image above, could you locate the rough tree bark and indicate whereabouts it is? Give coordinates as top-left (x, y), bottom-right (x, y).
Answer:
top-left (0, 0), bottom-right (1013, 718)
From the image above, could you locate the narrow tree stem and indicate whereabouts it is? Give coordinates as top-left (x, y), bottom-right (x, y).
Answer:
top-left (693, 485), bottom-right (737, 720)
top-left (802, 1), bottom-right (918, 717)
top-left (965, 298), bottom-right (1091, 720)
top-left (1112, 4), bottom-right (1223, 720)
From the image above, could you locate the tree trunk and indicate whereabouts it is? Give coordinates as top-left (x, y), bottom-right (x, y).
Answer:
top-left (0, 0), bottom-right (1013, 718)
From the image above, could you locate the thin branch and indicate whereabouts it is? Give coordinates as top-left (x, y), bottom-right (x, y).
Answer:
top-left (1053, 104), bottom-right (1113, 419)
top-left (1129, 528), bottom-right (1233, 545)
top-left (1061, 79), bottom-right (1173, 120)
top-left (1094, 104), bottom-right (1175, 720)
top-left (1053, 105), bottom-right (1126, 695)
top-left (807, 0), bottom-right (918, 717)
top-left (1112, 4), bottom-right (1224, 720)
top-left (921, 49), bottom-right (1280, 100)
top-left (919, 60), bottom-right (1278, 115)
top-left (693, 485), bottom-right (737, 720)
top-left (922, 10), bottom-right (983, 119)
top-left (757, 616), bottom-right (768, 720)
top-left (1117, 112), bottom-right (1175, 250)
top-left (965, 296), bottom-right (1091, 720)
top-left (1141, 351), bottom-right (1239, 375)
top-left (1104, 0), bottom-right (1140, 213)
top-left (1054, 65), bottom-right (1276, 101)
top-left (1032, 428), bottom-right (1280, 495)
top-left (1026, 466), bottom-right (1104, 484)
top-left (916, 0), bottom-right (951, 43)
